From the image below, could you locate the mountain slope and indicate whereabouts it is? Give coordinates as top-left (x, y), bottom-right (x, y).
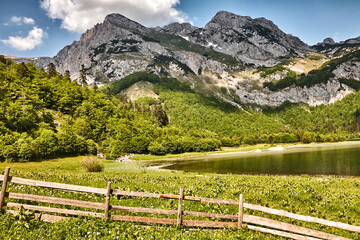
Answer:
top-left (8, 12), bottom-right (360, 108)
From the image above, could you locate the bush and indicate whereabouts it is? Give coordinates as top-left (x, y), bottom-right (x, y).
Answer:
top-left (81, 156), bottom-right (104, 172)
top-left (243, 136), bottom-right (257, 145)
top-left (86, 139), bottom-right (98, 155)
top-left (273, 133), bottom-right (298, 143)
top-left (148, 142), bottom-right (167, 155)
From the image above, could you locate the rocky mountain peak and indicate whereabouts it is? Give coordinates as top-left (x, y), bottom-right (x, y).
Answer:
top-left (315, 37), bottom-right (336, 47)
top-left (206, 11), bottom-right (252, 28)
top-left (104, 13), bottom-right (148, 32)
top-left (322, 37), bottom-right (336, 45)
top-left (160, 22), bottom-right (198, 35)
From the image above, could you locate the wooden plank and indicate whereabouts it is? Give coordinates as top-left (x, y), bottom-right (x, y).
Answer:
top-left (244, 214), bottom-right (351, 240)
top-left (238, 194), bottom-right (243, 228)
top-left (112, 189), bottom-right (160, 198)
top-left (177, 188), bottom-right (184, 226)
top-left (111, 215), bottom-right (177, 225)
top-left (112, 205), bottom-right (177, 215)
top-left (182, 219), bottom-right (236, 228)
top-left (159, 194), bottom-right (178, 199)
top-left (196, 197), bottom-right (238, 205)
top-left (183, 210), bottom-right (237, 219)
top-left (6, 176), bottom-right (107, 194)
top-left (40, 214), bottom-right (68, 222)
top-left (111, 205), bottom-right (238, 220)
top-left (112, 190), bottom-right (201, 201)
top-left (5, 202), bottom-right (103, 218)
top-left (244, 203), bottom-right (360, 233)
top-left (7, 192), bottom-right (105, 210)
top-left (184, 196), bottom-right (201, 201)
top-left (247, 224), bottom-right (321, 240)
top-left (104, 182), bottom-right (111, 220)
top-left (0, 167), bottom-right (10, 210)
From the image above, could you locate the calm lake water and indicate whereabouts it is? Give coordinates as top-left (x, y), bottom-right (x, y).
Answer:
top-left (163, 143), bottom-right (360, 176)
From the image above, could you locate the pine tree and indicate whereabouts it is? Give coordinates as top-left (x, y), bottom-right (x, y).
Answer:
top-left (92, 82), bottom-right (98, 91)
top-left (64, 70), bottom-right (71, 80)
top-left (152, 100), bottom-right (168, 127)
top-left (47, 63), bottom-right (57, 78)
top-left (16, 62), bottom-right (29, 79)
top-left (80, 64), bottom-right (87, 87)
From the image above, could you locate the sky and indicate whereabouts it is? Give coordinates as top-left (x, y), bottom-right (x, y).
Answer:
top-left (0, 0), bottom-right (360, 58)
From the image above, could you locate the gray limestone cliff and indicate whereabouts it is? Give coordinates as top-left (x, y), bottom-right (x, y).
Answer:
top-left (8, 12), bottom-right (360, 108)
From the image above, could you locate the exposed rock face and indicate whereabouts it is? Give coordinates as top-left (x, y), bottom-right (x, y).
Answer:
top-left (236, 80), bottom-right (354, 106)
top-left (160, 22), bottom-right (198, 36)
top-left (333, 61), bottom-right (360, 80)
top-left (313, 36), bottom-right (360, 54)
top-left (323, 37), bottom-right (336, 45)
top-left (159, 11), bottom-right (310, 66)
top-left (318, 37), bottom-right (336, 45)
top-left (342, 36), bottom-right (360, 45)
top-left (6, 56), bottom-right (52, 69)
top-left (9, 12), bottom-right (360, 108)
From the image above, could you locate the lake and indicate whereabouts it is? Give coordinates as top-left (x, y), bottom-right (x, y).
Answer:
top-left (163, 142), bottom-right (360, 176)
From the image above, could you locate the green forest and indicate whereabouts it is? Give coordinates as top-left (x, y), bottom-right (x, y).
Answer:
top-left (1, 55), bottom-right (360, 162)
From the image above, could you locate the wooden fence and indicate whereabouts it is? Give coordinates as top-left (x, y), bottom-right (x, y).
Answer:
top-left (1, 167), bottom-right (359, 240)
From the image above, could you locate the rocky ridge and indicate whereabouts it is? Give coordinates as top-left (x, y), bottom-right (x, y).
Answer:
top-left (7, 12), bottom-right (360, 108)
top-left (158, 11), bottom-right (310, 66)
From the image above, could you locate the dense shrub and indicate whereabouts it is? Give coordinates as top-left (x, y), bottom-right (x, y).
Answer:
top-left (243, 136), bottom-right (257, 145)
top-left (148, 142), bottom-right (167, 156)
top-left (273, 133), bottom-right (298, 143)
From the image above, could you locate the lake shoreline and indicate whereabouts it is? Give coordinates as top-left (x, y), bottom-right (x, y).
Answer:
top-left (136, 140), bottom-right (360, 163)
top-left (142, 141), bottom-right (360, 176)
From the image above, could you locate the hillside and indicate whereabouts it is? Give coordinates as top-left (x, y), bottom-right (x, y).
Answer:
top-left (3, 54), bottom-right (360, 162)
top-left (0, 58), bottom-right (233, 161)
top-left (0, 57), bottom-right (286, 162)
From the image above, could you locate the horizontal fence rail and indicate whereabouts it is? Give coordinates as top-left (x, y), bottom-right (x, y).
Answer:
top-left (1, 167), bottom-right (359, 240)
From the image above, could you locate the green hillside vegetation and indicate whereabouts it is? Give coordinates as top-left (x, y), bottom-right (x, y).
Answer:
top-left (0, 59), bottom-right (238, 161)
top-left (263, 50), bottom-right (360, 91)
top-left (266, 90), bottom-right (360, 138)
top-left (2, 55), bottom-right (360, 162)
top-left (108, 72), bottom-right (357, 147)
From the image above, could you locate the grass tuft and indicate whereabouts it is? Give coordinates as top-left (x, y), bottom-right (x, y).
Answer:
top-left (81, 156), bottom-right (104, 172)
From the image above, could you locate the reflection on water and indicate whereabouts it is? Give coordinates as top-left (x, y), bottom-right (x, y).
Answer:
top-left (164, 143), bottom-right (360, 176)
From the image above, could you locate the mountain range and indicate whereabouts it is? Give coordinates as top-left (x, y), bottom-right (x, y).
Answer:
top-left (8, 11), bottom-right (360, 107)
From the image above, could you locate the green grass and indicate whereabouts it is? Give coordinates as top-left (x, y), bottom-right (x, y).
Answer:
top-left (0, 154), bottom-right (359, 239)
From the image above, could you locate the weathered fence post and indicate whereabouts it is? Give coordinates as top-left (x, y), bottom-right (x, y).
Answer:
top-left (0, 167), bottom-right (11, 212)
top-left (177, 188), bottom-right (184, 226)
top-left (238, 194), bottom-right (243, 228)
top-left (104, 181), bottom-right (111, 220)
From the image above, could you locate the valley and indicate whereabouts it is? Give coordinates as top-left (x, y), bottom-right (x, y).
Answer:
top-left (1, 7), bottom-right (360, 240)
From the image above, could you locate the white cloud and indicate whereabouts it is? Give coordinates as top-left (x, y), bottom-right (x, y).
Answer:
top-left (8, 16), bottom-right (35, 25)
top-left (40, 0), bottom-right (188, 33)
top-left (10, 16), bottom-right (22, 24)
top-left (23, 17), bottom-right (35, 25)
top-left (1, 27), bottom-right (45, 51)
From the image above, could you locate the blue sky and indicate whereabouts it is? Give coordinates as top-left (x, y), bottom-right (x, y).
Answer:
top-left (1, 0), bottom-right (360, 58)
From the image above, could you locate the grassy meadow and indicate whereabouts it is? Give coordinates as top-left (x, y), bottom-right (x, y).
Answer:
top-left (0, 152), bottom-right (359, 239)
